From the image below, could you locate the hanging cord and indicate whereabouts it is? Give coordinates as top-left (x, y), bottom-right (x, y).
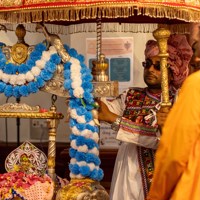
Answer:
top-left (96, 18), bottom-right (102, 61)
top-left (5, 97), bottom-right (9, 146)
top-left (16, 97), bottom-right (20, 146)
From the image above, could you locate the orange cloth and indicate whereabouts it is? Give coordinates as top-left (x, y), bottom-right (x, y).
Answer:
top-left (147, 71), bottom-right (200, 200)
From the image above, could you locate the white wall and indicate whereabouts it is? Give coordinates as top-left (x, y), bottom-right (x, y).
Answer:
top-left (0, 24), bottom-right (155, 143)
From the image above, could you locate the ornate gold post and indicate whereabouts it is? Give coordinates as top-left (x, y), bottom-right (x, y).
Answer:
top-left (153, 28), bottom-right (171, 107)
top-left (47, 95), bottom-right (60, 180)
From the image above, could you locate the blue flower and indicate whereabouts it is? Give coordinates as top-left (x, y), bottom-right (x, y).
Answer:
top-left (64, 79), bottom-right (72, 90)
top-left (77, 54), bottom-right (85, 63)
top-left (64, 62), bottom-right (71, 70)
top-left (19, 85), bottom-right (29, 97)
top-left (4, 63), bottom-right (17, 74)
top-left (0, 82), bottom-right (6, 92)
top-left (50, 54), bottom-right (61, 64)
top-left (79, 166), bottom-right (90, 176)
top-left (35, 43), bottom-right (46, 51)
top-left (45, 61), bottom-right (56, 73)
top-left (29, 50), bottom-right (42, 61)
top-left (35, 77), bottom-right (45, 87)
top-left (69, 148), bottom-right (77, 158)
top-left (69, 164), bottom-right (80, 174)
top-left (68, 48), bottom-right (78, 58)
top-left (4, 85), bottom-right (13, 97)
top-left (75, 152), bottom-right (86, 162)
top-left (27, 82), bottom-right (39, 93)
top-left (76, 107), bottom-right (87, 115)
top-left (26, 59), bottom-right (35, 70)
top-left (18, 64), bottom-right (29, 74)
top-left (13, 86), bottom-right (20, 98)
top-left (40, 69), bottom-right (53, 81)
top-left (64, 69), bottom-right (71, 79)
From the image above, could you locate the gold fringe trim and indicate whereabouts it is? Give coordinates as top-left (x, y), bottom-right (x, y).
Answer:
top-left (159, 24), bottom-right (191, 34)
top-left (4, 23), bottom-right (159, 34)
top-left (3, 23), bottom-right (191, 35)
top-left (0, 4), bottom-right (200, 23)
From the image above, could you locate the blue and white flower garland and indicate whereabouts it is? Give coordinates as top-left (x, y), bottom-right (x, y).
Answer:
top-left (0, 43), bottom-right (61, 98)
top-left (0, 41), bottom-right (103, 182)
top-left (63, 45), bottom-right (104, 181)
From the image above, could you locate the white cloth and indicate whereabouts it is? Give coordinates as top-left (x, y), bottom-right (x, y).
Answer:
top-left (101, 89), bottom-right (160, 200)
top-left (110, 142), bottom-right (144, 200)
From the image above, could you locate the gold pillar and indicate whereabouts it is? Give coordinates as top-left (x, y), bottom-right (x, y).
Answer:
top-left (153, 28), bottom-right (171, 107)
top-left (47, 95), bottom-right (60, 180)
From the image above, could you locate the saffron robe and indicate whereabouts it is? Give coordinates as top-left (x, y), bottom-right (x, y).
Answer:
top-left (147, 71), bottom-right (200, 200)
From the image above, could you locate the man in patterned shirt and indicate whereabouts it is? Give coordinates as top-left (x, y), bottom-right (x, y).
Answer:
top-left (98, 34), bottom-right (193, 200)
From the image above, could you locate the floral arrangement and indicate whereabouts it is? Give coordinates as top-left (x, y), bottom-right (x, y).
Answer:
top-left (0, 41), bottom-right (103, 184)
top-left (0, 43), bottom-right (61, 98)
top-left (63, 44), bottom-right (103, 181)
top-left (0, 172), bottom-right (54, 200)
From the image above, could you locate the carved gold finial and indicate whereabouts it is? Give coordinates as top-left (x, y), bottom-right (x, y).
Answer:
top-left (96, 54), bottom-right (109, 82)
top-left (153, 28), bottom-right (171, 107)
top-left (11, 24), bottom-right (29, 64)
top-left (15, 24), bottom-right (28, 45)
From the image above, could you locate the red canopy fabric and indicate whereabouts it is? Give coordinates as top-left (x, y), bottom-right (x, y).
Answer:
top-left (0, 0), bottom-right (200, 23)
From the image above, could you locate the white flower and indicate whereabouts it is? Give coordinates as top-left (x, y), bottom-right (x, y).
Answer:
top-left (71, 79), bottom-right (82, 89)
top-left (25, 71), bottom-right (34, 82)
top-left (70, 109), bottom-right (78, 119)
top-left (76, 115), bottom-right (86, 123)
top-left (81, 129), bottom-right (93, 138)
top-left (71, 70), bottom-right (81, 78)
top-left (49, 46), bottom-right (57, 54)
top-left (92, 132), bottom-right (99, 143)
top-left (70, 57), bottom-right (80, 65)
top-left (16, 74), bottom-right (26, 85)
top-left (69, 173), bottom-right (76, 179)
top-left (71, 126), bottom-right (80, 135)
top-left (71, 76), bottom-right (82, 83)
top-left (9, 75), bottom-right (17, 85)
top-left (89, 147), bottom-right (99, 156)
top-left (77, 161), bottom-right (87, 166)
top-left (0, 70), bottom-right (3, 79)
top-left (88, 163), bottom-right (96, 171)
top-left (88, 121), bottom-right (95, 126)
top-left (42, 51), bottom-right (51, 61)
top-left (70, 158), bottom-right (76, 164)
top-left (31, 67), bottom-right (41, 76)
top-left (76, 174), bottom-right (84, 179)
top-left (71, 63), bottom-right (81, 71)
top-left (73, 87), bottom-right (84, 98)
top-left (2, 73), bottom-right (10, 83)
top-left (77, 145), bottom-right (88, 153)
top-left (71, 139), bottom-right (77, 149)
top-left (35, 60), bottom-right (46, 69)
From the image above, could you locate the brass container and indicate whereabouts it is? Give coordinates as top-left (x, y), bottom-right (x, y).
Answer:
top-left (56, 178), bottom-right (109, 200)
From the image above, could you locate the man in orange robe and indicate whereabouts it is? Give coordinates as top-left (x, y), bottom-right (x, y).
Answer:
top-left (147, 70), bottom-right (200, 200)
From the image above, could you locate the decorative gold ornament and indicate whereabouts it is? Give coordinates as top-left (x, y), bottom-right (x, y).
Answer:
top-left (5, 141), bottom-right (48, 175)
top-left (153, 27), bottom-right (172, 107)
top-left (92, 81), bottom-right (118, 97)
top-left (11, 43), bottom-right (28, 64)
top-left (96, 54), bottom-right (109, 82)
top-left (0, 95), bottom-right (64, 182)
top-left (56, 178), bottom-right (109, 200)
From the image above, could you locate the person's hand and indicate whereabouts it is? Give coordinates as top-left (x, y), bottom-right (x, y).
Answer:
top-left (157, 106), bottom-right (171, 130)
top-left (96, 99), bottom-right (118, 123)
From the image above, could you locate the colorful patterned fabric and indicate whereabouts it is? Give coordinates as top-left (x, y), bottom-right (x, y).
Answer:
top-left (118, 88), bottom-right (175, 198)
